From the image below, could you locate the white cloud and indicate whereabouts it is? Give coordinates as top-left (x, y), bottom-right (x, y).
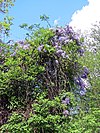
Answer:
top-left (54, 19), bottom-right (58, 25)
top-left (54, 18), bottom-right (60, 26)
top-left (69, 0), bottom-right (100, 32)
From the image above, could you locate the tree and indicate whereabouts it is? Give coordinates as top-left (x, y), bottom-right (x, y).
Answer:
top-left (0, 24), bottom-right (92, 132)
top-left (0, 0), bottom-right (15, 42)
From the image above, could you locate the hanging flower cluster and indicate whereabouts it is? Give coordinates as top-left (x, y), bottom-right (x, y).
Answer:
top-left (74, 66), bottom-right (90, 96)
top-left (36, 26), bottom-right (89, 100)
top-left (10, 40), bottom-right (30, 57)
top-left (37, 26), bottom-right (90, 117)
top-left (37, 25), bottom-right (84, 58)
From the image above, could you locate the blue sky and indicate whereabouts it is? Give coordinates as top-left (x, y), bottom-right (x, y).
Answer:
top-left (1, 0), bottom-right (88, 41)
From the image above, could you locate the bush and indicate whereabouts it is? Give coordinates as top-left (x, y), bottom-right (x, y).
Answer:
top-left (1, 25), bottom-right (96, 132)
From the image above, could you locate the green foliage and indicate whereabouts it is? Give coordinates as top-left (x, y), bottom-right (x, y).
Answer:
top-left (40, 14), bottom-right (51, 27)
top-left (79, 49), bottom-right (100, 109)
top-left (1, 94), bottom-right (99, 133)
top-left (66, 108), bottom-right (100, 133)
top-left (0, 16), bottom-right (14, 37)
top-left (77, 29), bottom-right (100, 133)
top-left (1, 113), bottom-right (31, 133)
top-left (0, 92), bottom-right (76, 133)
top-left (0, 0), bottom-right (15, 41)
top-left (0, 15), bottom-right (100, 132)
top-left (0, 28), bottom-right (55, 110)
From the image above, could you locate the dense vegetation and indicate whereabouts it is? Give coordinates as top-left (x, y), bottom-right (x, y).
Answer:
top-left (0, 0), bottom-right (100, 132)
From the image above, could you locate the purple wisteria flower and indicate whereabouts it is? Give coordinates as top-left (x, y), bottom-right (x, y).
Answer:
top-left (11, 51), bottom-right (16, 56)
top-left (55, 28), bottom-right (64, 35)
top-left (54, 45), bottom-right (61, 50)
top-left (65, 25), bottom-right (74, 35)
top-left (61, 51), bottom-right (66, 58)
top-left (63, 110), bottom-right (69, 116)
top-left (75, 77), bottom-right (83, 86)
top-left (62, 98), bottom-right (70, 105)
top-left (73, 34), bottom-right (79, 40)
top-left (52, 42), bottom-right (58, 46)
top-left (18, 41), bottom-right (30, 50)
top-left (81, 67), bottom-right (89, 79)
top-left (37, 44), bottom-right (44, 52)
top-left (78, 48), bottom-right (84, 56)
top-left (56, 49), bottom-right (63, 54)
top-left (81, 73), bottom-right (87, 79)
top-left (64, 38), bottom-right (70, 44)
top-left (53, 25), bottom-right (83, 46)
top-left (56, 49), bottom-right (68, 58)
top-left (83, 67), bottom-right (89, 75)
top-left (23, 44), bottom-right (30, 50)
top-left (75, 76), bottom-right (88, 89)
top-left (80, 88), bottom-right (87, 96)
top-left (18, 40), bottom-right (24, 44)
top-left (58, 36), bottom-right (69, 44)
top-left (74, 75), bottom-right (89, 96)
top-left (58, 36), bottom-right (66, 41)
